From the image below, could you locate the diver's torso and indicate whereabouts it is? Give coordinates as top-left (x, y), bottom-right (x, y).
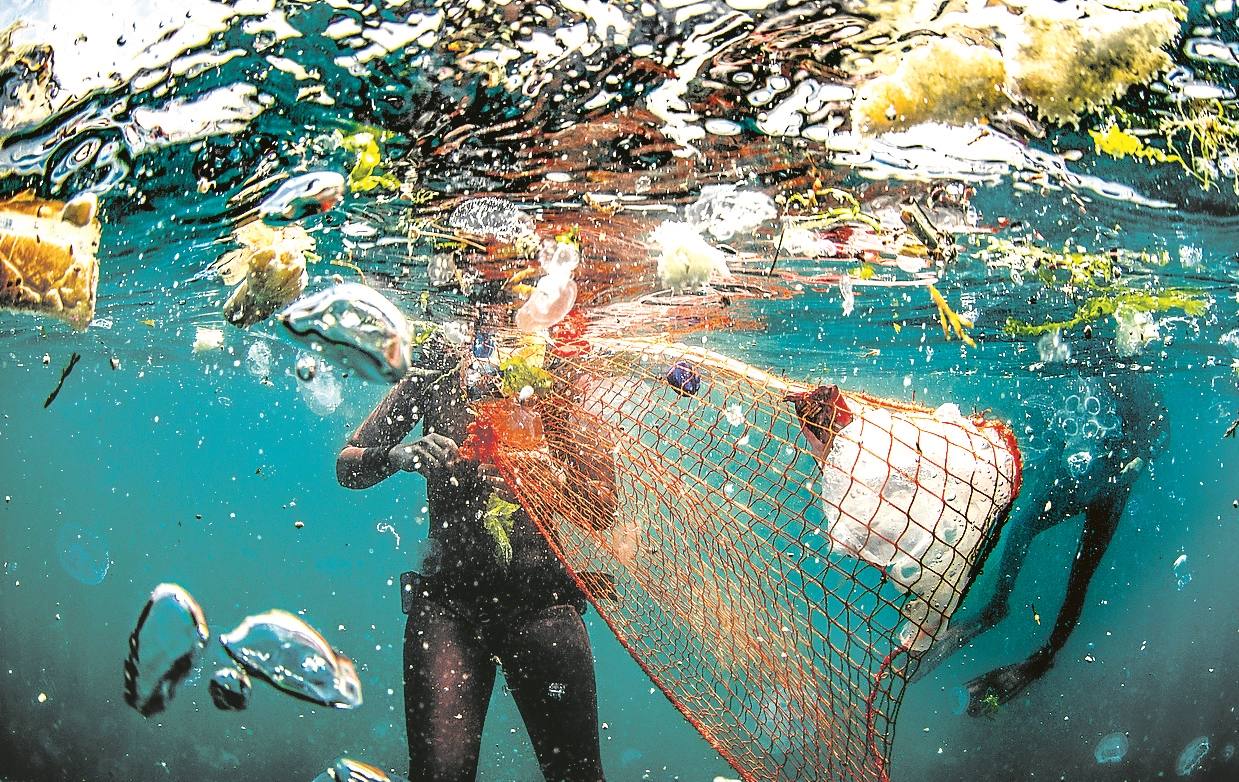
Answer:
top-left (415, 373), bottom-right (578, 601)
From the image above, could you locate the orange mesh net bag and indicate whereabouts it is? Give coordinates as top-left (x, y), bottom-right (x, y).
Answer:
top-left (465, 334), bottom-right (1022, 782)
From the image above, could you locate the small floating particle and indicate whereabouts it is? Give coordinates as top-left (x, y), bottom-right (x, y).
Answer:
top-left (294, 520), bottom-right (304, 529)
top-left (42, 353), bottom-right (50, 365)
top-left (141, 319), bottom-right (155, 327)
top-left (109, 356), bottom-right (120, 370)
top-left (37, 692), bottom-right (47, 703)
top-left (193, 326), bottom-right (225, 352)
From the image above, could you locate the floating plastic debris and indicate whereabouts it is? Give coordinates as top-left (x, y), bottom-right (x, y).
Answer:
top-left (258, 172), bottom-right (345, 225)
top-left (193, 326), bottom-right (225, 352)
top-left (311, 756), bottom-right (411, 782)
top-left (1175, 735), bottom-right (1209, 776)
top-left (278, 283), bottom-right (412, 383)
top-left (1095, 732), bottom-right (1129, 764)
top-left (211, 221), bottom-right (313, 327)
top-left (298, 357), bottom-right (343, 416)
top-left (651, 221), bottom-right (730, 291)
top-left (246, 341), bottom-right (272, 378)
top-left (55, 523), bottom-right (110, 585)
top-left (208, 667), bottom-right (251, 711)
top-left (1114, 303), bottom-right (1159, 357)
top-left (446, 197), bottom-right (535, 242)
top-left (123, 584), bottom-right (209, 717)
top-left (1173, 553), bottom-right (1192, 590)
top-left (665, 361), bottom-right (701, 397)
top-left (0, 190), bottom-right (100, 330)
top-left (515, 240), bottom-right (579, 333)
top-left (1037, 330), bottom-right (1071, 364)
top-left (684, 185), bottom-right (778, 241)
top-left (220, 609), bottom-right (362, 709)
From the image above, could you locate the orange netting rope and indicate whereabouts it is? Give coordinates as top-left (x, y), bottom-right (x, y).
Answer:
top-left (465, 335), bottom-right (1022, 782)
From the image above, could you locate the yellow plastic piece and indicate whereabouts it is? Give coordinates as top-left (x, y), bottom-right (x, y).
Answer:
top-left (341, 131), bottom-right (400, 193)
top-left (928, 285), bottom-right (977, 348)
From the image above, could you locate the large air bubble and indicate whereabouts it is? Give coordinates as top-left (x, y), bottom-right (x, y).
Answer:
top-left (123, 584), bottom-right (209, 717)
top-left (1094, 732), bottom-right (1129, 764)
top-left (55, 523), bottom-right (110, 585)
top-left (220, 609), bottom-right (362, 709)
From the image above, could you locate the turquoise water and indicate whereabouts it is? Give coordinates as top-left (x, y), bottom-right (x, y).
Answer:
top-left (2, 1), bottom-right (1238, 781)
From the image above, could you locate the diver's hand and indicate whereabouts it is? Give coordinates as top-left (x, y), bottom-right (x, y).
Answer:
top-left (478, 463), bottom-right (518, 504)
top-left (388, 434), bottom-right (460, 479)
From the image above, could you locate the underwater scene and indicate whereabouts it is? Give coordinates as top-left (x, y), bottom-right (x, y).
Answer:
top-left (0, 0), bottom-right (1237, 780)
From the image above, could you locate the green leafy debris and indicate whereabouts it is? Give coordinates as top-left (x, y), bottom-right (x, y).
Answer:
top-left (481, 494), bottom-right (520, 566)
top-left (1005, 287), bottom-right (1209, 336)
top-left (499, 354), bottom-right (554, 398)
top-left (341, 130), bottom-right (401, 193)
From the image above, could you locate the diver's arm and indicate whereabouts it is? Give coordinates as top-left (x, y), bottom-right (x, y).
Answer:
top-left (336, 373), bottom-right (429, 489)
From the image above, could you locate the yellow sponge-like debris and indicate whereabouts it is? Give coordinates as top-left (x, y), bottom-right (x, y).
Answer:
top-left (853, 37), bottom-right (1010, 133)
top-left (1010, 1), bottom-right (1182, 125)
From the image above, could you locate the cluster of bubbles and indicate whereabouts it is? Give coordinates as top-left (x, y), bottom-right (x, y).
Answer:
top-left (246, 341), bottom-right (344, 416)
top-left (1022, 378), bottom-right (1121, 478)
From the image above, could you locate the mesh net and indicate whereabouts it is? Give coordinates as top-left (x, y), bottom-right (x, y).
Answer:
top-left (466, 335), bottom-right (1022, 782)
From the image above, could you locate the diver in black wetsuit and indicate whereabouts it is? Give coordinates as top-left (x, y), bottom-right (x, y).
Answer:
top-left (912, 367), bottom-right (1162, 715)
top-left (336, 344), bottom-right (606, 782)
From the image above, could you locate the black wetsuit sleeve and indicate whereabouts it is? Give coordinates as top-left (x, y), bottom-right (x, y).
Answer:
top-left (337, 372), bottom-right (429, 489)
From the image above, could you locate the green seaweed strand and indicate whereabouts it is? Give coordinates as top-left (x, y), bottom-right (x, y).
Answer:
top-left (1005, 287), bottom-right (1208, 337)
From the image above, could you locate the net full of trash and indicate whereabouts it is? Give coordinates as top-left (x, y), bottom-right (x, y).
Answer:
top-left (465, 334), bottom-right (1022, 782)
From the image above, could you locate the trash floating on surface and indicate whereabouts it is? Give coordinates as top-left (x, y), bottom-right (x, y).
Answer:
top-left (1114, 303), bottom-right (1159, 357)
top-left (123, 584), bottom-right (209, 717)
top-left (208, 666), bottom-right (251, 711)
top-left (211, 221), bottom-right (314, 327)
top-left (219, 609), bottom-right (362, 709)
top-left (447, 197), bottom-right (535, 242)
top-left (1094, 732), bottom-right (1129, 764)
top-left (1175, 735), bottom-right (1209, 776)
top-left (1037, 330), bottom-right (1071, 363)
top-left (311, 756), bottom-right (411, 782)
top-left (0, 190), bottom-right (101, 330)
top-left (55, 523), bottom-right (110, 585)
top-left (278, 282), bottom-right (411, 383)
top-left (258, 172), bottom-right (345, 225)
top-left (684, 185), bottom-right (777, 241)
top-left (651, 221), bottom-right (731, 291)
top-left (515, 239), bottom-right (579, 333)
